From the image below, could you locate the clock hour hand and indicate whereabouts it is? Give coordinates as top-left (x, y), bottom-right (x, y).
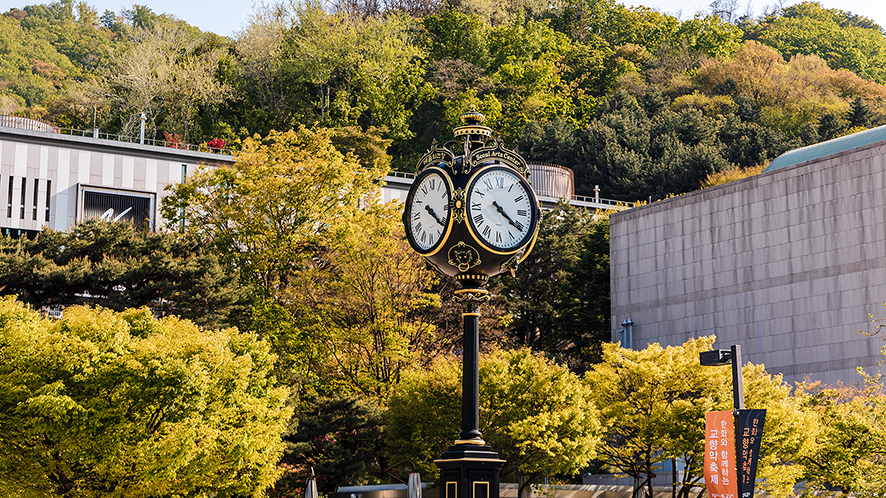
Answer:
top-left (492, 200), bottom-right (521, 230)
top-left (425, 204), bottom-right (446, 227)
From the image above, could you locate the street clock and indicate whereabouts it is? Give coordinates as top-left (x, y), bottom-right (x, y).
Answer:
top-left (403, 107), bottom-right (540, 289)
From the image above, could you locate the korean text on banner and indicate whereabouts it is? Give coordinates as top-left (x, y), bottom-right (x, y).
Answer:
top-left (737, 409), bottom-right (766, 498)
top-left (705, 411), bottom-right (737, 498)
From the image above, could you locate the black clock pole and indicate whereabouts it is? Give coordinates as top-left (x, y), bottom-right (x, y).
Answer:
top-left (436, 288), bottom-right (504, 498)
top-left (456, 290), bottom-right (484, 442)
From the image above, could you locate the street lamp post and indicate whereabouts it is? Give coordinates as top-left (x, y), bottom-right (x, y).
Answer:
top-left (699, 344), bottom-right (744, 410)
top-left (700, 344), bottom-right (765, 498)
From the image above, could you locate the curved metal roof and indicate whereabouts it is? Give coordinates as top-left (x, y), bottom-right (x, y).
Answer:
top-left (764, 125), bottom-right (886, 172)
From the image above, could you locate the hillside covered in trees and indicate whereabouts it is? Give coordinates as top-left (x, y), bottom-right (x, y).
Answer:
top-left (5, 2), bottom-right (886, 496)
top-left (3, 0), bottom-right (886, 200)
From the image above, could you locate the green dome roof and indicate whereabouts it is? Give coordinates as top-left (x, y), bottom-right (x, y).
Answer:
top-left (764, 125), bottom-right (886, 173)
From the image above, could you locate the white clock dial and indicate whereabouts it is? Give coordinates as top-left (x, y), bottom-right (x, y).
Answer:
top-left (466, 167), bottom-right (536, 251)
top-left (407, 169), bottom-right (451, 252)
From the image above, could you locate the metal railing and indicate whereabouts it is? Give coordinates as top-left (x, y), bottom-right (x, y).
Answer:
top-left (386, 170), bottom-right (416, 180)
top-left (0, 115), bottom-right (235, 156)
top-left (572, 193), bottom-right (636, 208)
top-left (58, 127), bottom-right (235, 155)
top-left (384, 169), bottom-right (635, 208)
top-left (0, 114), bottom-right (60, 133)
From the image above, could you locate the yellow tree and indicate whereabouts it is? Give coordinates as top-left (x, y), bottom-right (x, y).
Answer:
top-left (0, 298), bottom-right (291, 497)
top-left (284, 202), bottom-right (443, 399)
top-left (98, 17), bottom-right (230, 142)
top-left (387, 348), bottom-right (602, 487)
top-left (585, 337), bottom-right (815, 498)
top-left (162, 126), bottom-right (387, 297)
top-left (795, 379), bottom-right (886, 497)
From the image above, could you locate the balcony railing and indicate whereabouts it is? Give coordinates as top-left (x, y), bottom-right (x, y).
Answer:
top-left (0, 114), bottom-right (234, 156)
top-left (57, 127), bottom-right (235, 155)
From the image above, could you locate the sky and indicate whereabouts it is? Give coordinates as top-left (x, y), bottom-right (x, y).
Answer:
top-left (0, 0), bottom-right (884, 38)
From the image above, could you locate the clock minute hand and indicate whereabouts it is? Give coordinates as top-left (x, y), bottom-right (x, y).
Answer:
top-left (492, 200), bottom-right (521, 229)
top-left (425, 204), bottom-right (445, 227)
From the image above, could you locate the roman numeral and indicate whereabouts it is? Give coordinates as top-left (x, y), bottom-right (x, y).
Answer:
top-left (420, 231), bottom-right (427, 243)
top-left (413, 213), bottom-right (420, 220)
top-left (471, 202), bottom-right (481, 210)
top-left (473, 214), bottom-right (484, 225)
top-left (421, 185), bottom-right (428, 195)
top-left (495, 231), bottom-right (502, 243)
top-left (483, 225), bottom-right (491, 237)
top-left (517, 209), bottom-right (527, 217)
top-left (429, 178), bottom-right (437, 190)
top-left (514, 221), bottom-right (525, 231)
top-left (514, 195), bottom-right (524, 202)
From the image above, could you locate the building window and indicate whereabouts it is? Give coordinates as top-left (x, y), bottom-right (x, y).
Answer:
top-left (19, 177), bottom-right (26, 219)
top-left (32, 178), bottom-right (39, 221)
top-left (45, 180), bottom-right (51, 222)
top-left (78, 185), bottom-right (155, 231)
top-left (6, 176), bottom-right (12, 218)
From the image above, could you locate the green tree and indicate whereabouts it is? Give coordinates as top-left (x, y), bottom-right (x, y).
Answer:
top-left (495, 202), bottom-right (611, 370)
top-left (422, 8), bottom-right (490, 69)
top-left (288, 3), bottom-right (431, 141)
top-left (585, 337), bottom-right (815, 498)
top-left (847, 96), bottom-right (872, 128)
top-left (0, 297), bottom-right (291, 497)
top-left (162, 126), bottom-right (387, 298)
top-left (796, 379), bottom-right (886, 497)
top-left (387, 348), bottom-right (602, 489)
top-left (0, 219), bottom-right (244, 328)
top-left (572, 91), bottom-right (729, 200)
top-left (276, 395), bottom-right (387, 495)
top-left (756, 2), bottom-right (886, 84)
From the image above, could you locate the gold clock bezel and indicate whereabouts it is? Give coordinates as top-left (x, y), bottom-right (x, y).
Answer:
top-left (404, 167), bottom-right (455, 256)
top-left (463, 166), bottom-right (539, 256)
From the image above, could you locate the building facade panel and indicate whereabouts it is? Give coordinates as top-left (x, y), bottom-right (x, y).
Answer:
top-left (0, 127), bottom-right (232, 236)
top-left (610, 141), bottom-right (886, 385)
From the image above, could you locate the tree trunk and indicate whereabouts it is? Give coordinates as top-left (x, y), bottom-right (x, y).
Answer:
top-left (671, 458), bottom-right (678, 498)
top-left (518, 474), bottom-right (532, 498)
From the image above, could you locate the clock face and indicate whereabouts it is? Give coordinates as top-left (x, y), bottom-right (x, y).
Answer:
top-left (466, 167), bottom-right (537, 252)
top-left (405, 168), bottom-right (451, 254)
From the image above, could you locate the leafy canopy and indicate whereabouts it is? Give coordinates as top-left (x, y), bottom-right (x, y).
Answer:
top-left (162, 126), bottom-right (387, 297)
top-left (0, 297), bottom-right (292, 498)
top-left (387, 348), bottom-right (602, 483)
top-left (0, 219), bottom-right (243, 328)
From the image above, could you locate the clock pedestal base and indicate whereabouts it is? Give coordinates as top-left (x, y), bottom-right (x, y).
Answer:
top-left (435, 444), bottom-right (505, 498)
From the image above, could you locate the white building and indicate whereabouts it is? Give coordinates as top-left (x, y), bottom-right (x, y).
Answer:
top-left (0, 118), bottom-right (234, 237)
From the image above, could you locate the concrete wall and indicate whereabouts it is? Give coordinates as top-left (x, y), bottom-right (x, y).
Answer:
top-left (0, 127), bottom-right (232, 233)
top-left (609, 140), bottom-right (886, 385)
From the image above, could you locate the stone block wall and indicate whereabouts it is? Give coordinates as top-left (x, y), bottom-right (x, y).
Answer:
top-left (610, 142), bottom-right (886, 385)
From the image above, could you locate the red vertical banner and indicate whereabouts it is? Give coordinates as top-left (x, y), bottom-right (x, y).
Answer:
top-left (705, 411), bottom-right (737, 498)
